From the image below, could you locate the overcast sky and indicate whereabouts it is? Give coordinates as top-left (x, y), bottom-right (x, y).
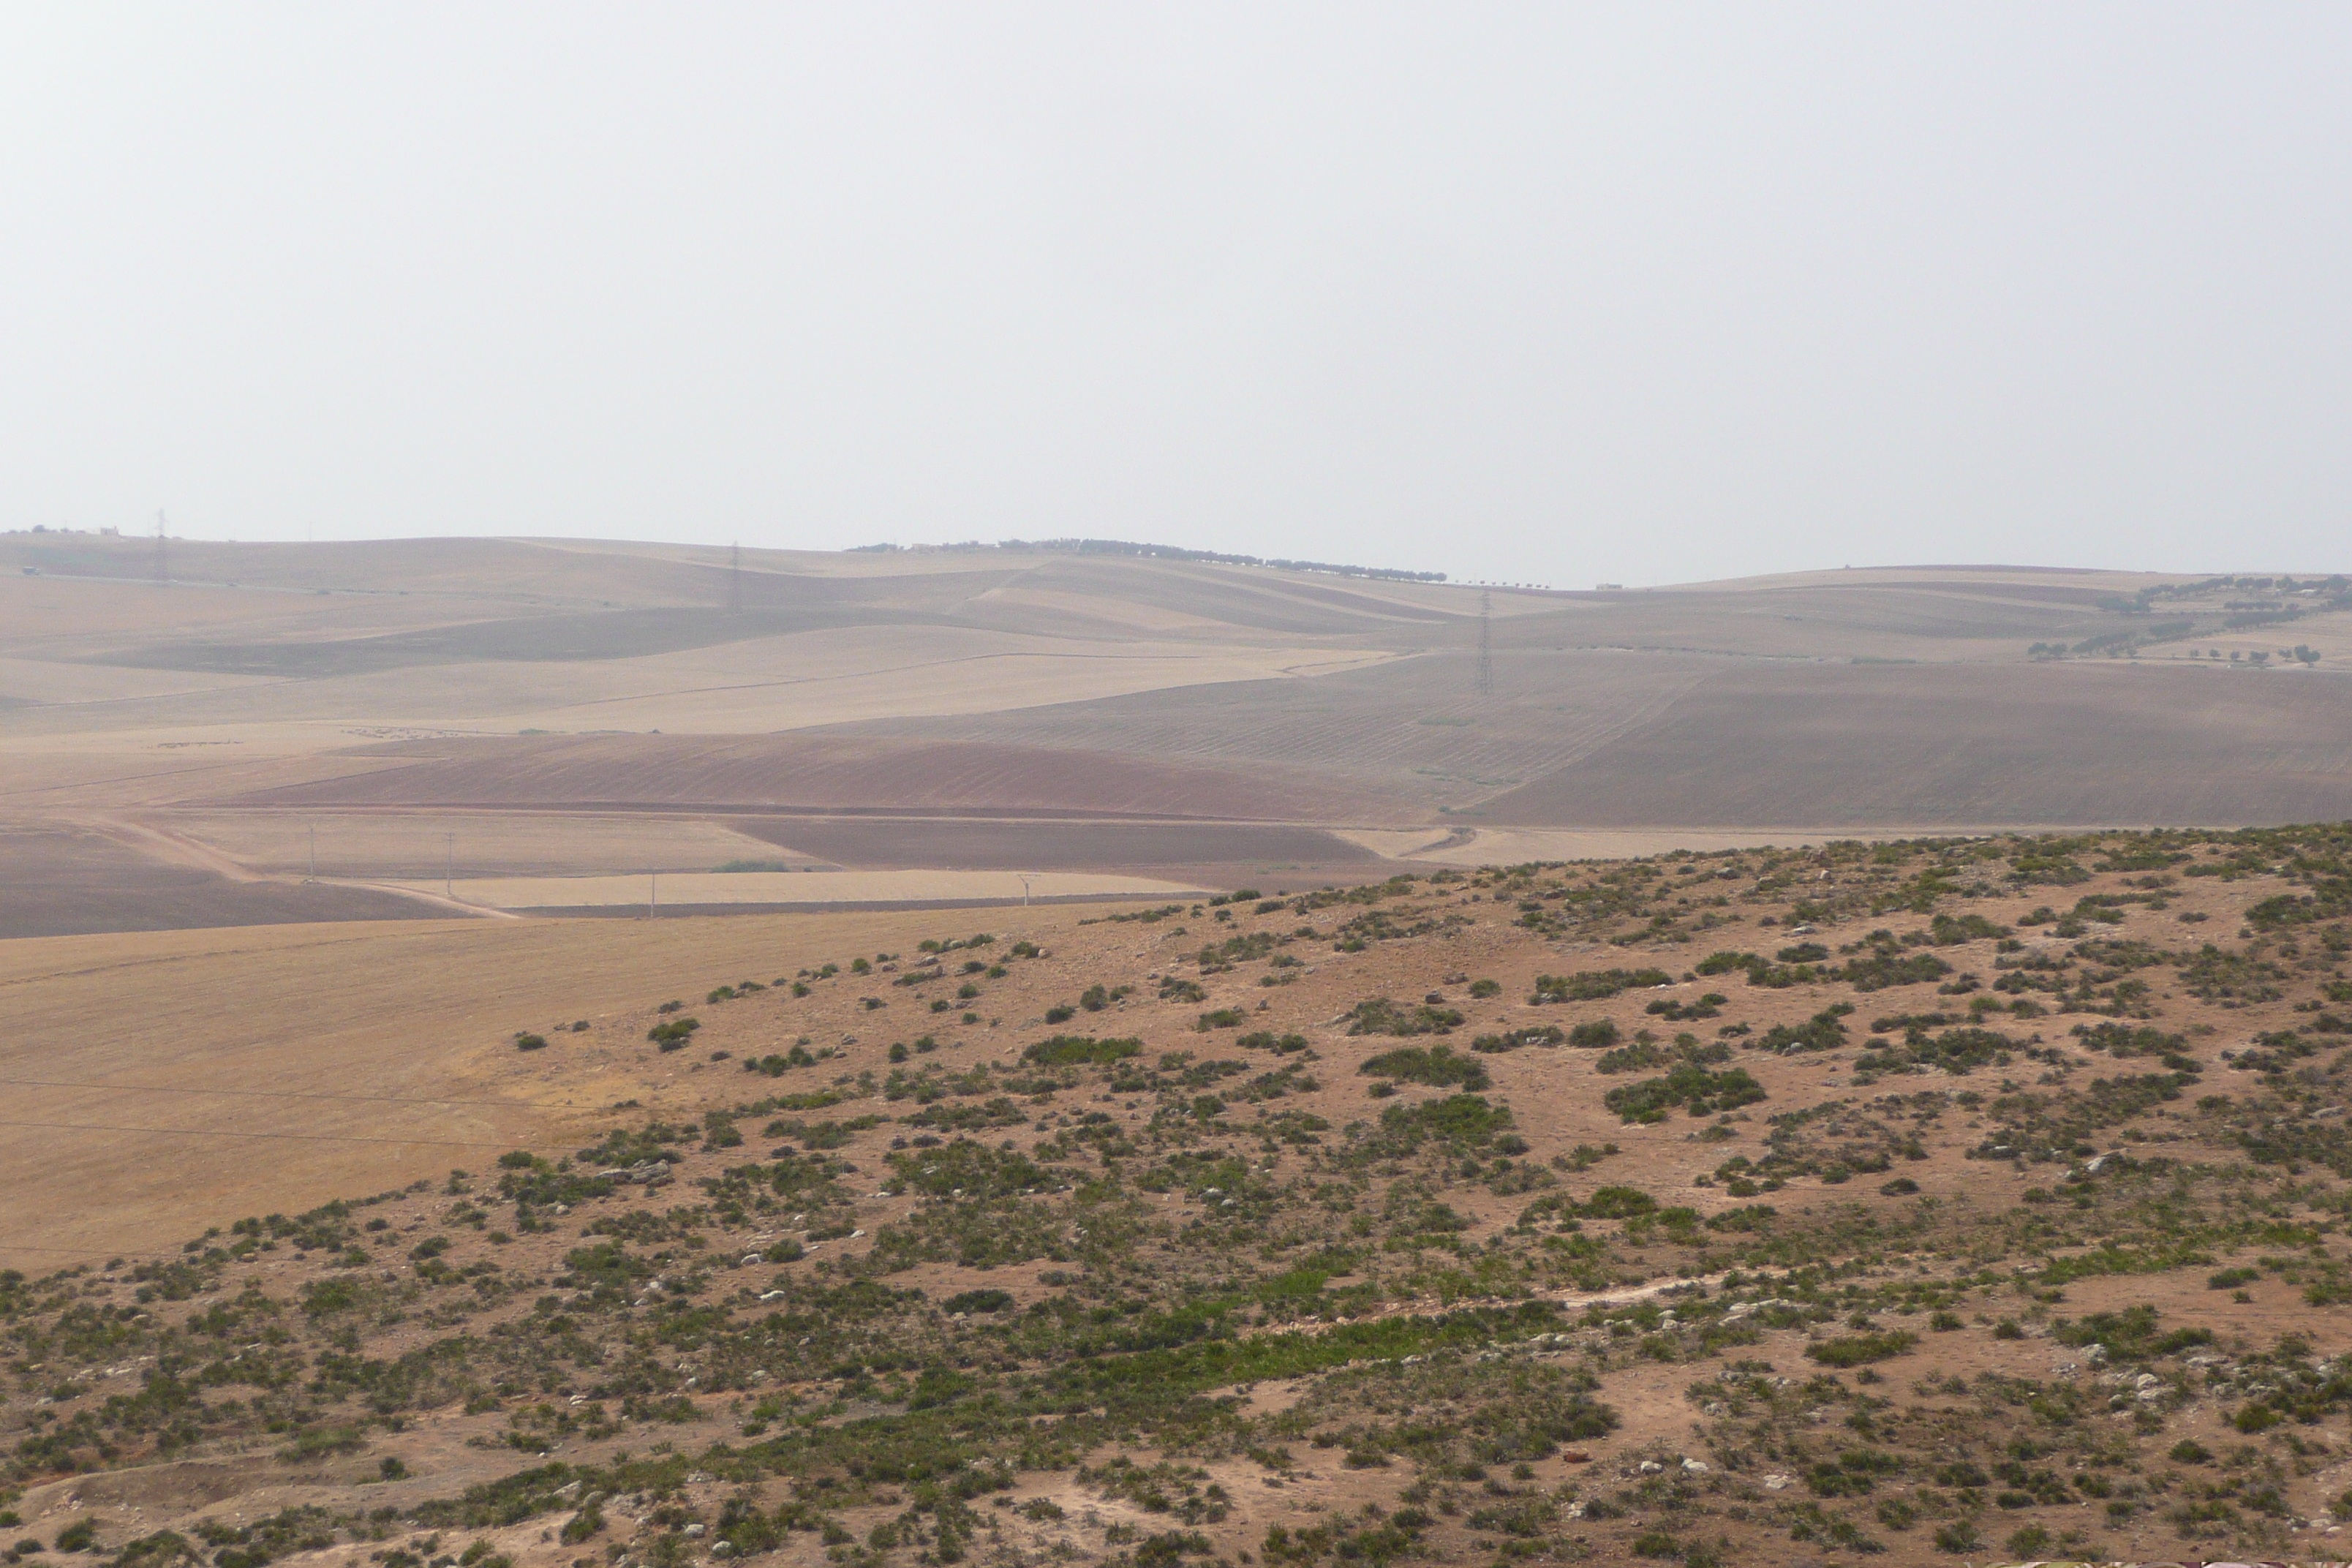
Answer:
top-left (3, 5), bottom-right (2345, 586)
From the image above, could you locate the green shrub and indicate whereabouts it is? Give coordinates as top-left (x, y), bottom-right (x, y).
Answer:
top-left (1603, 1066), bottom-right (1765, 1123)
top-left (1364, 1094), bottom-right (1512, 1155)
top-left (558, 1503), bottom-right (603, 1545)
top-left (1805, 1330), bottom-right (1918, 1367)
top-left (1530, 968), bottom-right (1670, 1003)
top-left (886, 1139), bottom-right (1051, 1199)
top-left (513, 1032), bottom-right (547, 1051)
top-left (1578, 1186), bottom-right (1655, 1219)
top-left (1345, 998), bottom-right (1463, 1036)
top-left (1755, 1005), bottom-right (1851, 1054)
top-left (1470, 1025), bottom-right (1564, 1053)
top-left (1357, 1046), bottom-right (1489, 1090)
top-left (302, 1278), bottom-right (360, 1316)
top-left (1022, 1035), bottom-right (1143, 1066)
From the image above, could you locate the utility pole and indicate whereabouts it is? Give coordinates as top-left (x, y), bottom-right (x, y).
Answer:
top-left (1475, 589), bottom-right (1493, 696)
top-left (1019, 872), bottom-right (1035, 907)
top-left (443, 834), bottom-right (455, 900)
top-left (727, 541), bottom-right (742, 617)
top-left (154, 511), bottom-right (167, 584)
top-left (307, 825), bottom-right (317, 882)
top-left (650, 872), bottom-right (658, 919)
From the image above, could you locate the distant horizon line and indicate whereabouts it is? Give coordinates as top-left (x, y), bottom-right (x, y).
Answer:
top-left (4, 523), bottom-right (2345, 595)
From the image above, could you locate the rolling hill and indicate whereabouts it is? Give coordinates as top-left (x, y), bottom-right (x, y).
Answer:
top-left (1, 534), bottom-right (2345, 935)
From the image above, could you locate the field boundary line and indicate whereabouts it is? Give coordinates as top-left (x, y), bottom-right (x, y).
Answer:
top-left (0, 1118), bottom-right (521, 1148)
top-left (0, 1077), bottom-right (566, 1110)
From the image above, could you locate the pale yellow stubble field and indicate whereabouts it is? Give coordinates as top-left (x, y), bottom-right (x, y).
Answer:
top-left (0, 901), bottom-right (1146, 1272)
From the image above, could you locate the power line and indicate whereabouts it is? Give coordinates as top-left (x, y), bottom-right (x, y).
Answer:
top-left (1475, 589), bottom-right (1493, 696)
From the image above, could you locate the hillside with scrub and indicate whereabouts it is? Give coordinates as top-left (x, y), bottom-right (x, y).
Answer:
top-left (8, 823), bottom-right (2352, 1565)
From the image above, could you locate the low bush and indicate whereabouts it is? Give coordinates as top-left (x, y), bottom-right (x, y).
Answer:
top-left (1357, 1046), bottom-right (1489, 1090)
top-left (1023, 1036), bottom-right (1143, 1067)
top-left (1529, 968), bottom-right (1670, 1003)
top-left (1469, 1025), bottom-right (1564, 1053)
top-left (1603, 1066), bottom-right (1765, 1123)
top-left (1345, 998), bottom-right (1464, 1036)
top-left (1807, 1330), bottom-right (1918, 1367)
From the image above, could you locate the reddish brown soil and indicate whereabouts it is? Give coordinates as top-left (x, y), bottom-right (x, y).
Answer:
top-left (232, 734), bottom-right (1373, 821)
top-left (1480, 658), bottom-right (2352, 827)
top-left (0, 825), bottom-right (450, 939)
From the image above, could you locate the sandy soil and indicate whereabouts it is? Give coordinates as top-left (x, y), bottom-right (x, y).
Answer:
top-left (157, 809), bottom-right (801, 877)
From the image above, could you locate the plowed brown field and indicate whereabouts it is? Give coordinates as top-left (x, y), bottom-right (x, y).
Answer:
top-left (1478, 658), bottom-right (2352, 826)
top-left (234, 733), bottom-right (1375, 820)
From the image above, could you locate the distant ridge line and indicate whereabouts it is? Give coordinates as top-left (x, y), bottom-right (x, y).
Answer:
top-left (851, 535), bottom-right (1450, 584)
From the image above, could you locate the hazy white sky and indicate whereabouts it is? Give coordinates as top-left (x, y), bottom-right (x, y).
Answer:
top-left (3, 4), bottom-right (2345, 586)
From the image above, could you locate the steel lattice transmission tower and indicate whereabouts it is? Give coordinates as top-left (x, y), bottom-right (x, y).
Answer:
top-left (727, 541), bottom-right (743, 616)
top-left (1475, 589), bottom-right (1493, 696)
top-left (154, 511), bottom-right (167, 584)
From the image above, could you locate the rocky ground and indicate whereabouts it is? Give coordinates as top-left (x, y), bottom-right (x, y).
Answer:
top-left (7, 823), bottom-right (2352, 1568)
